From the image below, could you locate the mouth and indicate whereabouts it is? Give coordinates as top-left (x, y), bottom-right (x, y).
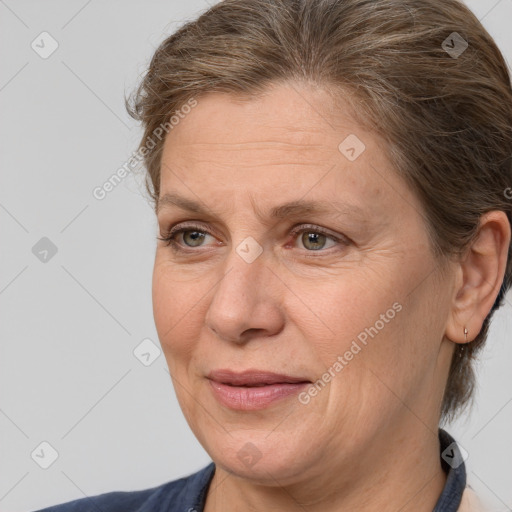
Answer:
top-left (207, 369), bottom-right (311, 410)
top-left (207, 369), bottom-right (311, 386)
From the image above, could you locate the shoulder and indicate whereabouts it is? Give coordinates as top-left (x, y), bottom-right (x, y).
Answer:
top-left (458, 486), bottom-right (490, 512)
top-left (31, 463), bottom-right (215, 512)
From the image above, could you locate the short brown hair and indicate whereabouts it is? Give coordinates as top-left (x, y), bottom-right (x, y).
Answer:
top-left (127, 0), bottom-right (512, 420)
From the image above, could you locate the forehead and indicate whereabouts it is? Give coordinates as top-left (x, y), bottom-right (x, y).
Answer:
top-left (163, 82), bottom-right (359, 155)
top-left (158, 82), bottom-right (419, 222)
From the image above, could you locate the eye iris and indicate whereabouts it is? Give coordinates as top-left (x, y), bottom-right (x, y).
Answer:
top-left (302, 232), bottom-right (326, 250)
top-left (183, 231), bottom-right (205, 247)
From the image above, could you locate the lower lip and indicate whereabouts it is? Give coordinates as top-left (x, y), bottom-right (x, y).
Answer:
top-left (208, 379), bottom-right (309, 410)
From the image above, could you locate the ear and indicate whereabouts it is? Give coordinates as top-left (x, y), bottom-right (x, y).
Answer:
top-left (445, 211), bottom-right (511, 344)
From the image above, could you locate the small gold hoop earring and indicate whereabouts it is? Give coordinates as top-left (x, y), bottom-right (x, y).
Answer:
top-left (464, 327), bottom-right (468, 343)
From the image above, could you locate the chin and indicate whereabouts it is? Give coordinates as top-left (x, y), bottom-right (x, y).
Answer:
top-left (206, 430), bottom-right (313, 484)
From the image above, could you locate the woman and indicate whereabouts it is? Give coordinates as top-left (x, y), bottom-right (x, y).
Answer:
top-left (35, 0), bottom-right (511, 510)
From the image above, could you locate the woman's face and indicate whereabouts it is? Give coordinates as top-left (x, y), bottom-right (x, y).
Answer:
top-left (153, 81), bottom-right (455, 484)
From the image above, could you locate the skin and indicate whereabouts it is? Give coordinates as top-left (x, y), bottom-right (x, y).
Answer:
top-left (152, 81), bottom-right (510, 512)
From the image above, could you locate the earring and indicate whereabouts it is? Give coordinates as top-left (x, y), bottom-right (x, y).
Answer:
top-left (464, 326), bottom-right (468, 343)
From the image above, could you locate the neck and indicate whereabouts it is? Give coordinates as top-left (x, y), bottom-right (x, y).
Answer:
top-left (203, 425), bottom-right (446, 512)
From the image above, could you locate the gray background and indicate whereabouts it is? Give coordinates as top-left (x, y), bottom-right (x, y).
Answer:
top-left (0, 1), bottom-right (511, 510)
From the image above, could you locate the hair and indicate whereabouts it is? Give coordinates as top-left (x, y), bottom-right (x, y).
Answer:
top-left (127, 0), bottom-right (512, 421)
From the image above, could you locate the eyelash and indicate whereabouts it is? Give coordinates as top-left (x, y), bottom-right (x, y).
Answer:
top-left (157, 222), bottom-right (348, 255)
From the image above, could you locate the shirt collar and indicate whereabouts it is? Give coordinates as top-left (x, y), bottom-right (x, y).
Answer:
top-left (434, 428), bottom-right (467, 511)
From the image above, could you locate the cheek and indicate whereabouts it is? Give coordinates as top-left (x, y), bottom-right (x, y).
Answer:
top-left (302, 272), bottom-right (400, 355)
top-left (302, 259), bottom-right (430, 400)
top-left (322, 280), bottom-right (442, 418)
top-left (152, 261), bottom-right (206, 360)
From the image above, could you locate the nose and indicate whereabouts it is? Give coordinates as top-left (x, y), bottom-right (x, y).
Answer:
top-left (204, 247), bottom-right (285, 345)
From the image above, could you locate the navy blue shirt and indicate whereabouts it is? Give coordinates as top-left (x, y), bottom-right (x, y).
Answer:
top-left (34, 429), bottom-right (466, 511)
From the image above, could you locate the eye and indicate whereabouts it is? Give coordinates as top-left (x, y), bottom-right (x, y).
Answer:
top-left (157, 223), bottom-right (216, 249)
top-left (289, 225), bottom-right (343, 252)
top-left (157, 222), bottom-right (348, 254)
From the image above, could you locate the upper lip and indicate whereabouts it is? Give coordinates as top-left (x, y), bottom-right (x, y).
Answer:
top-left (207, 369), bottom-right (311, 386)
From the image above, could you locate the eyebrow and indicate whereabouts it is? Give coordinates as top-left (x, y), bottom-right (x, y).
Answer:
top-left (157, 192), bottom-right (368, 223)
